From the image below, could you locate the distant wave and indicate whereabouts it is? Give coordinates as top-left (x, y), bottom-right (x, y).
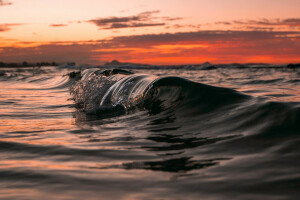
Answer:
top-left (59, 62), bottom-right (300, 71)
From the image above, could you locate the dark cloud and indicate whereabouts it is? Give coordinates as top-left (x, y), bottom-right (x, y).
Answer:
top-left (0, 24), bottom-right (22, 32)
top-left (88, 10), bottom-right (180, 30)
top-left (89, 11), bottom-right (158, 25)
top-left (107, 30), bottom-right (300, 47)
top-left (169, 24), bottom-right (201, 29)
top-left (228, 18), bottom-right (300, 28)
top-left (215, 21), bottom-right (232, 25)
top-left (0, 30), bottom-right (299, 64)
top-left (243, 26), bottom-right (274, 31)
top-left (0, 42), bottom-right (103, 64)
top-left (104, 22), bottom-right (165, 29)
top-left (282, 18), bottom-right (300, 26)
top-left (101, 30), bottom-right (300, 64)
top-left (50, 24), bottom-right (68, 27)
top-left (162, 17), bottom-right (183, 21)
top-left (0, 0), bottom-right (12, 6)
top-left (213, 18), bottom-right (300, 32)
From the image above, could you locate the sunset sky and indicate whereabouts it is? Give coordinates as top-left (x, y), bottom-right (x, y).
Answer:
top-left (0, 0), bottom-right (299, 65)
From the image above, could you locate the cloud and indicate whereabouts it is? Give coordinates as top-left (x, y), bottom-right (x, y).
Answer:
top-left (0, 42), bottom-right (103, 64)
top-left (215, 21), bottom-right (232, 25)
top-left (216, 18), bottom-right (300, 29)
top-left (281, 18), bottom-right (300, 27)
top-left (168, 24), bottom-right (201, 29)
top-left (0, 0), bottom-right (12, 6)
top-left (88, 10), bottom-right (180, 30)
top-left (0, 30), bottom-right (299, 64)
top-left (233, 18), bottom-right (300, 27)
top-left (107, 30), bottom-right (300, 47)
top-left (94, 30), bottom-right (300, 64)
top-left (162, 17), bottom-right (183, 21)
top-left (50, 24), bottom-right (68, 27)
top-left (104, 22), bottom-right (165, 29)
top-left (0, 24), bottom-right (22, 32)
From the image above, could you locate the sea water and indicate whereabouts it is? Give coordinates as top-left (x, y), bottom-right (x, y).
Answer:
top-left (0, 64), bottom-right (299, 200)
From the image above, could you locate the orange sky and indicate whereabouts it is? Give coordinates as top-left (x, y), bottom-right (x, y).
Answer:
top-left (0, 0), bottom-right (299, 65)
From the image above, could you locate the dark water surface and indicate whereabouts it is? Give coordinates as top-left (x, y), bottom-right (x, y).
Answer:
top-left (0, 64), bottom-right (299, 200)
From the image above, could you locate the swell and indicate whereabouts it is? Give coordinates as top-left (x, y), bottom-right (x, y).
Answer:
top-left (25, 74), bottom-right (76, 90)
top-left (0, 67), bottom-right (76, 90)
top-left (69, 69), bottom-right (300, 146)
top-left (0, 140), bottom-right (149, 160)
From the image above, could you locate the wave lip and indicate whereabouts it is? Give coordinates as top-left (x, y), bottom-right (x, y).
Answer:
top-left (100, 74), bottom-right (157, 110)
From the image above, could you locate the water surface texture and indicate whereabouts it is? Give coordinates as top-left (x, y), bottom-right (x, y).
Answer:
top-left (0, 64), bottom-right (299, 200)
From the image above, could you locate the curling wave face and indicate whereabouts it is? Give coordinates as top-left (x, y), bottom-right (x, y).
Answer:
top-left (70, 68), bottom-right (249, 117)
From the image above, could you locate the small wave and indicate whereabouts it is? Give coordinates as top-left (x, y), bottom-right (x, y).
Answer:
top-left (65, 62), bottom-right (300, 71)
top-left (244, 78), bottom-right (284, 85)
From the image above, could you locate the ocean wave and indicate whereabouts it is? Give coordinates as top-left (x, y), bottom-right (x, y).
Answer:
top-left (60, 62), bottom-right (300, 71)
top-left (70, 69), bottom-right (300, 140)
top-left (70, 69), bottom-right (249, 116)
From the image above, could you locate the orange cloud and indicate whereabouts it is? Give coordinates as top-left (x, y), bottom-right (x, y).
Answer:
top-left (0, 30), bottom-right (299, 65)
top-left (50, 24), bottom-right (68, 27)
top-left (0, 24), bottom-right (22, 32)
top-left (0, 0), bottom-right (12, 6)
top-left (0, 42), bottom-right (102, 64)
